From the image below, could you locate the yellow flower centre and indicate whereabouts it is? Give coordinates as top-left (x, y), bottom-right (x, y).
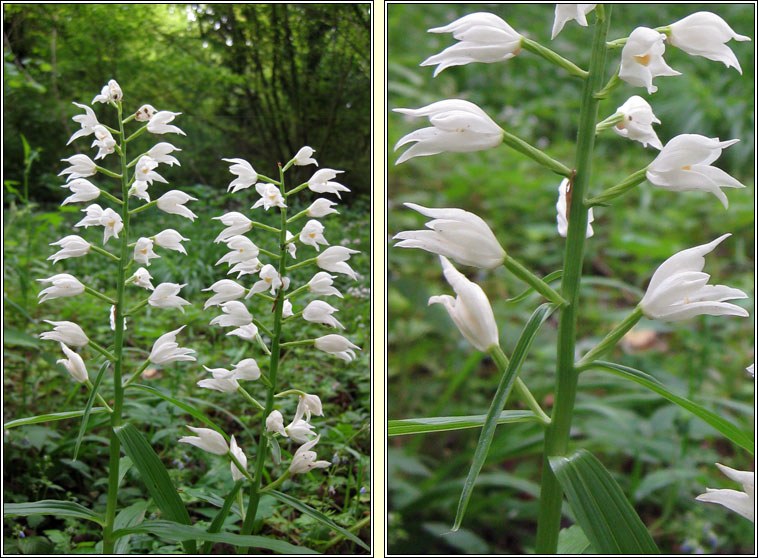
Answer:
top-left (682, 165), bottom-right (691, 171)
top-left (140, 249), bottom-right (147, 254)
top-left (265, 277), bottom-right (271, 283)
top-left (309, 233), bottom-right (316, 238)
top-left (634, 54), bottom-right (651, 66)
top-left (108, 220), bottom-right (115, 227)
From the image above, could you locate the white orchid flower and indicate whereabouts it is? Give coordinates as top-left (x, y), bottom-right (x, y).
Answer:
top-left (696, 463), bottom-right (754, 522)
top-left (210, 301), bottom-right (253, 328)
top-left (556, 178), bottom-right (594, 238)
top-left (67, 102), bottom-right (99, 145)
top-left (203, 279), bottom-right (246, 309)
top-left (37, 274), bottom-right (85, 303)
top-left (213, 212), bottom-right (253, 242)
top-left (308, 272), bottom-right (343, 298)
top-left (668, 11), bottom-right (750, 73)
top-left (148, 283), bottom-right (190, 312)
top-left (156, 190), bottom-right (198, 221)
top-left (316, 246), bottom-right (360, 280)
top-left (293, 146), bottom-right (318, 166)
top-left (149, 326), bottom-right (196, 364)
top-left (646, 134), bottom-right (745, 208)
top-left (91, 125), bottom-right (116, 160)
top-left (222, 158), bottom-right (258, 193)
top-left (640, 234), bottom-right (749, 322)
top-left (307, 169), bottom-right (350, 199)
top-left (612, 96), bottom-right (663, 150)
top-left (61, 178), bottom-right (100, 205)
top-left (215, 235), bottom-right (260, 267)
top-left (429, 256), bottom-right (499, 352)
top-left (39, 320), bottom-right (89, 347)
top-left (178, 426), bottom-right (228, 455)
top-left (394, 202), bottom-right (506, 269)
top-left (303, 300), bottom-right (345, 329)
top-left (135, 156), bottom-right (167, 185)
top-left (314, 334), bottom-right (360, 362)
top-left (57, 343), bottom-right (88, 383)
top-left (289, 435), bottom-right (330, 474)
top-left (133, 237), bottom-right (160, 266)
top-left (135, 104), bottom-right (157, 122)
top-left (551, 4), bottom-right (596, 39)
top-left (48, 235), bottom-right (91, 263)
top-left (129, 267), bottom-right (155, 290)
top-left (59, 154), bottom-right (97, 181)
top-left (252, 183), bottom-right (286, 211)
top-left (229, 436), bottom-right (248, 482)
top-left (299, 219), bottom-right (329, 251)
top-left (147, 111), bottom-right (186, 136)
top-left (307, 198), bottom-right (340, 218)
top-left (393, 99), bottom-right (504, 165)
top-left (266, 410), bottom-right (287, 436)
top-left (147, 142), bottom-right (181, 166)
top-left (154, 229), bottom-right (189, 255)
top-left (247, 264), bottom-right (283, 296)
top-left (421, 12), bottom-right (523, 76)
top-left (619, 27), bottom-right (681, 94)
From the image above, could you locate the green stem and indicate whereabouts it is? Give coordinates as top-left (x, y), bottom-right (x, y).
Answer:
top-left (95, 165), bottom-right (122, 180)
top-left (241, 164), bottom-right (287, 544)
top-left (319, 515), bottom-right (370, 552)
top-left (586, 167), bottom-right (648, 206)
top-left (102, 99), bottom-right (131, 555)
top-left (595, 112), bottom-right (624, 134)
top-left (99, 189), bottom-right (123, 206)
top-left (238, 386), bottom-right (265, 411)
top-left (286, 208), bottom-right (310, 225)
top-left (85, 380), bottom-right (114, 413)
top-left (83, 285), bottom-right (117, 306)
top-left (124, 125), bottom-right (147, 143)
top-left (256, 334), bottom-right (272, 356)
top-left (252, 318), bottom-right (273, 338)
top-left (286, 256), bottom-right (318, 272)
top-left (284, 284), bottom-right (308, 300)
top-left (504, 254), bottom-right (567, 307)
top-left (274, 389), bottom-right (307, 399)
top-left (280, 339), bottom-right (316, 348)
top-left (88, 339), bottom-right (116, 362)
top-left (284, 182), bottom-right (309, 197)
top-left (124, 298), bottom-right (149, 317)
top-left (122, 360), bottom-right (151, 389)
top-left (257, 174), bottom-right (281, 185)
top-left (535, 7), bottom-right (611, 554)
top-left (520, 37), bottom-right (588, 78)
top-left (129, 200), bottom-right (157, 216)
top-left (514, 378), bottom-right (550, 425)
top-left (501, 129), bottom-right (572, 177)
top-left (576, 306), bottom-right (643, 369)
top-left (259, 471), bottom-right (292, 493)
top-left (594, 69), bottom-right (621, 99)
top-left (282, 310), bottom-right (304, 322)
top-left (90, 244), bottom-right (120, 262)
top-left (258, 248), bottom-right (280, 260)
top-left (251, 221), bottom-right (281, 234)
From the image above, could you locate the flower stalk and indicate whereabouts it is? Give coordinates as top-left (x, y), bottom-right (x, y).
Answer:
top-left (576, 306), bottom-right (643, 369)
top-left (520, 36), bottom-right (588, 78)
top-left (586, 167), bottom-right (648, 206)
top-left (503, 254), bottom-right (567, 307)
top-left (501, 129), bottom-right (572, 177)
top-left (535, 6), bottom-right (611, 553)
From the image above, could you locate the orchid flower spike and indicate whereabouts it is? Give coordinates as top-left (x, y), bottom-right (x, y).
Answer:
top-left (613, 96), bottom-right (663, 150)
top-left (619, 27), bottom-right (681, 94)
top-left (393, 202), bottom-right (505, 269)
top-left (551, 4), bottom-right (596, 40)
top-left (696, 463), bottom-right (754, 522)
top-left (421, 12), bottom-right (523, 76)
top-left (393, 99), bottom-right (503, 165)
top-left (668, 11), bottom-right (751, 73)
top-left (429, 256), bottom-right (499, 352)
top-left (178, 426), bottom-right (228, 455)
top-left (646, 134), bottom-right (745, 208)
top-left (639, 234), bottom-right (749, 322)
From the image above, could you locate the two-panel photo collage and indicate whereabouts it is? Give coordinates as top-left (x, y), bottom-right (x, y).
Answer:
top-left (2, 2), bottom-right (755, 556)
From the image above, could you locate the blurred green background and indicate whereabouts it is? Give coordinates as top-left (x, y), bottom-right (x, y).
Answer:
top-left (3, 4), bottom-right (370, 554)
top-left (388, 4), bottom-right (754, 555)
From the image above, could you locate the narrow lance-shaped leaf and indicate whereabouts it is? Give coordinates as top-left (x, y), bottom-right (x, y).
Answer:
top-left (74, 360), bottom-right (110, 460)
top-left (453, 302), bottom-right (556, 532)
top-left (388, 410), bottom-right (538, 437)
top-left (549, 449), bottom-right (659, 554)
top-left (582, 361), bottom-right (754, 454)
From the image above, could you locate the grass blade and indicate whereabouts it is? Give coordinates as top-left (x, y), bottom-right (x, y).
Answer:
top-left (4, 499), bottom-right (103, 525)
top-left (4, 408), bottom-right (109, 429)
top-left (112, 519), bottom-right (318, 554)
top-left (201, 480), bottom-right (244, 554)
top-left (114, 423), bottom-right (196, 553)
top-left (113, 500), bottom-right (149, 554)
top-left (270, 489), bottom-right (370, 551)
top-left (583, 361), bottom-right (754, 454)
top-left (74, 360), bottom-right (110, 460)
top-left (452, 302), bottom-right (556, 532)
top-left (388, 410), bottom-right (537, 436)
top-left (550, 449), bottom-right (659, 554)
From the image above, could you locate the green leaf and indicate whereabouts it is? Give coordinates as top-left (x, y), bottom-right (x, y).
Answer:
top-left (3, 328), bottom-right (42, 348)
top-left (129, 384), bottom-right (229, 440)
top-left (583, 361), bottom-right (754, 454)
top-left (114, 423), bottom-right (196, 554)
top-left (388, 410), bottom-right (537, 436)
top-left (113, 500), bottom-right (149, 554)
top-left (270, 489), bottom-right (370, 551)
top-left (201, 481), bottom-right (244, 554)
top-left (557, 525), bottom-right (592, 554)
top-left (111, 520), bottom-right (318, 554)
top-left (633, 468), bottom-right (700, 502)
top-left (4, 408), bottom-right (109, 429)
top-left (453, 302), bottom-right (556, 532)
top-left (74, 360), bottom-right (110, 460)
top-left (4, 499), bottom-right (103, 525)
top-left (549, 450), bottom-right (659, 554)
